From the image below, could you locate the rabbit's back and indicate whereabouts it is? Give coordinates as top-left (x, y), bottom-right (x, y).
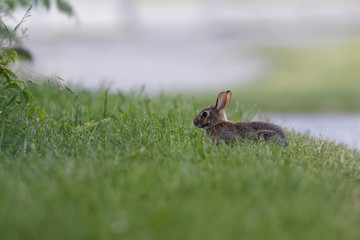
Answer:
top-left (240, 122), bottom-right (286, 138)
top-left (207, 121), bottom-right (287, 145)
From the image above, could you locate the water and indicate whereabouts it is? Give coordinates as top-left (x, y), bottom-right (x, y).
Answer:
top-left (262, 113), bottom-right (360, 150)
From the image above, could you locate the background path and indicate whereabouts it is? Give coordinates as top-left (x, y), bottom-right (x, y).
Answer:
top-left (17, 0), bottom-right (360, 92)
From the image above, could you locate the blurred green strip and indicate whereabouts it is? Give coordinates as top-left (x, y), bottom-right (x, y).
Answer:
top-left (235, 40), bottom-right (360, 112)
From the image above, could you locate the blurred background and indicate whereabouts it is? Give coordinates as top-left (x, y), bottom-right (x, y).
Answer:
top-left (9, 0), bottom-right (360, 148)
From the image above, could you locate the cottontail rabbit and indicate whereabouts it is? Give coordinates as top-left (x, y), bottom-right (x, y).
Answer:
top-left (193, 90), bottom-right (287, 146)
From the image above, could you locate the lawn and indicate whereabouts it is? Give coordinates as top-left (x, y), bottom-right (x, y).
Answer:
top-left (1, 83), bottom-right (360, 240)
top-left (230, 40), bottom-right (360, 112)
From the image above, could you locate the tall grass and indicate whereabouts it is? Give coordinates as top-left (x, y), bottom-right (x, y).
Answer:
top-left (0, 84), bottom-right (360, 240)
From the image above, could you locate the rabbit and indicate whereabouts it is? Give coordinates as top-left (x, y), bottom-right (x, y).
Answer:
top-left (193, 90), bottom-right (287, 146)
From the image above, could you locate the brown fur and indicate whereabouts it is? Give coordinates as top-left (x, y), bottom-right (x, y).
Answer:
top-left (193, 90), bottom-right (287, 146)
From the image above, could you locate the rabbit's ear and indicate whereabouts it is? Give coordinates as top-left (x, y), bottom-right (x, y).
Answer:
top-left (224, 90), bottom-right (232, 109)
top-left (215, 91), bottom-right (228, 110)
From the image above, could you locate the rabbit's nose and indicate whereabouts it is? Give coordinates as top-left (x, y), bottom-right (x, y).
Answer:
top-left (193, 118), bottom-right (198, 126)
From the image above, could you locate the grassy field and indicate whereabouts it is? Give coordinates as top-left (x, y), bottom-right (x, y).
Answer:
top-left (229, 40), bottom-right (360, 112)
top-left (1, 84), bottom-right (360, 240)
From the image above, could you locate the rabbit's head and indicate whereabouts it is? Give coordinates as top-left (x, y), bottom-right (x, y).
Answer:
top-left (193, 90), bottom-right (232, 129)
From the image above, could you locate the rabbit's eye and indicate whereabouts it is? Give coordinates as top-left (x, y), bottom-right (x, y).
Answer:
top-left (202, 112), bottom-right (208, 117)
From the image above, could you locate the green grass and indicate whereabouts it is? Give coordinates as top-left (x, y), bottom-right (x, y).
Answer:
top-left (1, 84), bottom-right (360, 240)
top-left (232, 40), bottom-right (360, 112)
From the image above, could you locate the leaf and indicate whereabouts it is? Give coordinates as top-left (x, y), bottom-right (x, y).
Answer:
top-left (41, 0), bottom-right (50, 9)
top-left (4, 57), bottom-right (11, 67)
top-left (6, 1), bottom-right (15, 10)
top-left (14, 47), bottom-right (32, 62)
top-left (4, 93), bottom-right (18, 107)
top-left (36, 107), bottom-right (45, 121)
top-left (5, 83), bottom-right (20, 90)
top-left (22, 90), bottom-right (29, 104)
top-left (2, 70), bottom-right (11, 82)
top-left (56, 0), bottom-right (74, 16)
top-left (4, 68), bottom-right (16, 77)
top-left (12, 79), bottom-right (25, 84)
top-left (0, 19), bottom-right (12, 45)
top-left (28, 105), bottom-right (35, 116)
top-left (23, 89), bottom-right (34, 101)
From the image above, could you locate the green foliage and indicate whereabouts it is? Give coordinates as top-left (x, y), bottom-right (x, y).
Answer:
top-left (1, 85), bottom-right (360, 239)
top-left (55, 0), bottom-right (73, 16)
top-left (0, 48), bottom-right (42, 114)
top-left (0, 0), bottom-right (73, 16)
top-left (0, 1), bottom-right (78, 152)
top-left (0, 47), bottom-right (45, 151)
top-left (0, 6), bottom-right (46, 151)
